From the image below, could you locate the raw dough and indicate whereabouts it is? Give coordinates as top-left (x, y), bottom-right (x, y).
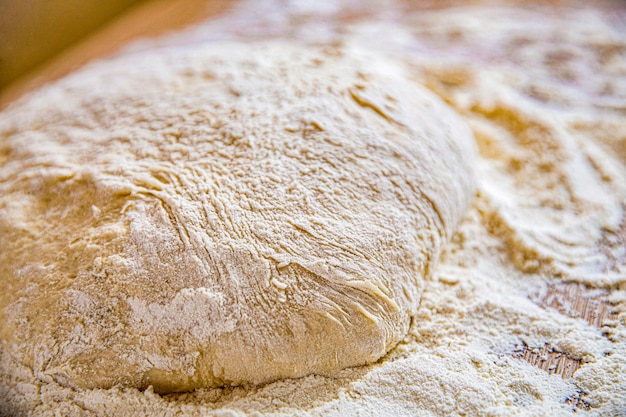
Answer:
top-left (0, 42), bottom-right (475, 393)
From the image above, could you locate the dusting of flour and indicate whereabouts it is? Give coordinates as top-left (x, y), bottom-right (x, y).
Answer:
top-left (1, 1), bottom-right (625, 416)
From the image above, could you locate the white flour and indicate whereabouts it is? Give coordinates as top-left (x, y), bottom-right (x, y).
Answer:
top-left (1, 1), bottom-right (625, 416)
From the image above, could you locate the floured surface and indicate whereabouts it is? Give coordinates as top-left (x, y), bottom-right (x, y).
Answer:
top-left (1, 1), bottom-right (626, 416)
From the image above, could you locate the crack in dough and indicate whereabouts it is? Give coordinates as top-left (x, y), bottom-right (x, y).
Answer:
top-left (0, 42), bottom-right (476, 393)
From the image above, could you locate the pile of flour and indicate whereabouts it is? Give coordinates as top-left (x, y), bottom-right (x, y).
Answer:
top-left (1, 1), bottom-right (625, 416)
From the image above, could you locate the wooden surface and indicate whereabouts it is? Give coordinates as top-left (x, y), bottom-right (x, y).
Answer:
top-left (1, 0), bottom-right (622, 409)
top-left (0, 0), bottom-right (144, 89)
top-left (514, 213), bottom-right (625, 409)
top-left (514, 282), bottom-right (618, 410)
top-left (515, 283), bottom-right (617, 379)
top-left (0, 0), bottom-right (233, 109)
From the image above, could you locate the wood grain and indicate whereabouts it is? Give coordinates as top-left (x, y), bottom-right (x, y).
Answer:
top-left (512, 342), bottom-right (581, 379)
top-left (534, 283), bottom-right (618, 330)
top-left (513, 282), bottom-right (616, 379)
top-left (510, 209), bottom-right (625, 411)
top-left (514, 208), bottom-right (624, 387)
top-left (510, 282), bottom-right (619, 410)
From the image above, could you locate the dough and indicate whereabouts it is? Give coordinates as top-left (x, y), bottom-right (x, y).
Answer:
top-left (0, 42), bottom-right (476, 393)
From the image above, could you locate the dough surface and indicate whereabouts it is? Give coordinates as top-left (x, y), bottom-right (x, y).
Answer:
top-left (0, 42), bottom-right (475, 393)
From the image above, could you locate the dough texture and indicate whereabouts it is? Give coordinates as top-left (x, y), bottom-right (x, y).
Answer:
top-left (0, 42), bottom-right (475, 393)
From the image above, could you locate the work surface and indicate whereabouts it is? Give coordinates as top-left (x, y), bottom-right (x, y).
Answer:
top-left (0, 0), bottom-right (624, 415)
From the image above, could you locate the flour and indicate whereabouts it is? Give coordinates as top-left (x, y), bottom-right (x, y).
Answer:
top-left (1, 1), bottom-right (625, 416)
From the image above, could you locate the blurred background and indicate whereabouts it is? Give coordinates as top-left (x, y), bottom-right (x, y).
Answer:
top-left (0, 0), bottom-right (232, 106)
top-left (0, 0), bottom-right (145, 89)
top-left (0, 0), bottom-right (622, 108)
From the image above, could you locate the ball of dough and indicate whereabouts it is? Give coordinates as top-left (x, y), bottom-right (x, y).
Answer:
top-left (0, 42), bottom-right (476, 393)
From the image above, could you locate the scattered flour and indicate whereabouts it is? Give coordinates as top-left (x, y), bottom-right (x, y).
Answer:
top-left (1, 1), bottom-right (625, 416)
